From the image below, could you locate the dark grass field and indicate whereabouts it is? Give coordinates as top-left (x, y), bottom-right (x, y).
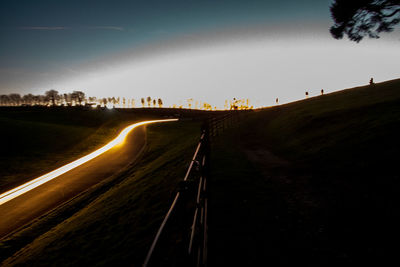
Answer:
top-left (0, 107), bottom-right (137, 193)
top-left (0, 118), bottom-right (202, 266)
top-left (0, 106), bottom-right (210, 193)
top-left (209, 78), bottom-right (400, 266)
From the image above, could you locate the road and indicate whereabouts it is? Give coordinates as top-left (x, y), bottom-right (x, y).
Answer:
top-left (0, 119), bottom-right (177, 239)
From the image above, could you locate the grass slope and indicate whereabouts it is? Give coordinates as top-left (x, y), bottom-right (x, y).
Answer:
top-left (0, 106), bottom-right (211, 193)
top-left (251, 78), bottom-right (400, 171)
top-left (1, 120), bottom-right (201, 266)
top-left (209, 78), bottom-right (400, 266)
top-left (0, 107), bottom-right (142, 192)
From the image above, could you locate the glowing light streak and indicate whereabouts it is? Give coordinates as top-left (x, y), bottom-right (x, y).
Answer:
top-left (0, 118), bottom-right (178, 206)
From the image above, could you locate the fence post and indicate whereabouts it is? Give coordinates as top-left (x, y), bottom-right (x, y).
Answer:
top-left (143, 112), bottom-right (241, 267)
top-left (202, 120), bottom-right (210, 267)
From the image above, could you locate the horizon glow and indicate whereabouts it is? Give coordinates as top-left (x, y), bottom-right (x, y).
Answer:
top-left (30, 35), bottom-right (400, 109)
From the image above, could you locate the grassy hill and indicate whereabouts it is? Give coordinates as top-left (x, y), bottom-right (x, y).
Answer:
top-left (209, 78), bottom-right (400, 266)
top-left (0, 107), bottom-right (140, 192)
top-left (0, 118), bottom-right (202, 266)
top-left (0, 107), bottom-right (209, 193)
top-left (1, 78), bottom-right (399, 266)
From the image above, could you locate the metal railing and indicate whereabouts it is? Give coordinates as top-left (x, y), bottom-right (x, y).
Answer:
top-left (143, 111), bottom-right (243, 267)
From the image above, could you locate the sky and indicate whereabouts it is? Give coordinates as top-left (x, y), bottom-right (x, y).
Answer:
top-left (1, 0), bottom-right (399, 107)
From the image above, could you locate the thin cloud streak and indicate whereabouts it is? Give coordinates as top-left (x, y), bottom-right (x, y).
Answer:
top-left (87, 26), bottom-right (124, 31)
top-left (19, 26), bottom-right (69, 30)
top-left (18, 26), bottom-right (125, 31)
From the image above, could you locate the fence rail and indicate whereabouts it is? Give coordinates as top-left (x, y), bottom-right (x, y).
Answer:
top-left (143, 111), bottom-right (244, 267)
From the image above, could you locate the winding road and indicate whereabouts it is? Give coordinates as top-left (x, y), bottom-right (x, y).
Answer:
top-left (0, 119), bottom-right (178, 239)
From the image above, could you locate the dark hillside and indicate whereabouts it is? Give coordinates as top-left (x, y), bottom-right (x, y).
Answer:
top-left (250, 78), bottom-right (400, 173)
top-left (1, 121), bottom-right (201, 265)
top-left (209, 78), bottom-right (400, 266)
top-left (0, 107), bottom-right (125, 192)
top-left (0, 107), bottom-right (212, 192)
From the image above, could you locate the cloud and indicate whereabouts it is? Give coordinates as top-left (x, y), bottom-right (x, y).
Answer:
top-left (19, 26), bottom-right (69, 30)
top-left (18, 26), bottom-right (125, 31)
top-left (87, 26), bottom-right (124, 31)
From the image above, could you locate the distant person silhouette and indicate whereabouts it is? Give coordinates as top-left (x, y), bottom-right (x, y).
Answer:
top-left (370, 77), bottom-right (374, 85)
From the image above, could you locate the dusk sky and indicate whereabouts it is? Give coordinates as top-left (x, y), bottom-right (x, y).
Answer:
top-left (1, 0), bottom-right (399, 107)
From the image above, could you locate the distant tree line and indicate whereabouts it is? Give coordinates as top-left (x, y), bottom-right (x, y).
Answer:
top-left (140, 97), bottom-right (163, 108)
top-left (0, 90), bottom-right (87, 107)
top-left (0, 90), bottom-right (164, 108)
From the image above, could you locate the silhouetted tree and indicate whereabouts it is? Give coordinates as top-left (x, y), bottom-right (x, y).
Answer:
top-left (62, 93), bottom-right (69, 105)
top-left (45, 89), bottom-right (59, 106)
top-left (146, 96), bottom-right (151, 107)
top-left (276, 98), bottom-right (279, 104)
top-left (71, 91), bottom-right (85, 105)
top-left (305, 91), bottom-right (309, 98)
top-left (0, 95), bottom-right (10, 106)
top-left (321, 89), bottom-right (324, 95)
top-left (141, 98), bottom-right (145, 107)
top-left (22, 94), bottom-right (34, 105)
top-left (9, 93), bottom-right (21, 106)
top-left (32, 95), bottom-right (41, 105)
top-left (157, 98), bottom-right (163, 108)
top-left (330, 0), bottom-right (400, 42)
top-left (112, 97), bottom-right (117, 107)
top-left (152, 99), bottom-right (156, 107)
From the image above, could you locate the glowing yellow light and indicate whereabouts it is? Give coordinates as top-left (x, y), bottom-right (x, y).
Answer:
top-left (0, 118), bottom-right (178, 206)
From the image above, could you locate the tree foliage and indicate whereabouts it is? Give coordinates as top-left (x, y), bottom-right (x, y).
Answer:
top-left (1, 90), bottom-right (164, 109)
top-left (71, 91), bottom-right (85, 105)
top-left (45, 90), bottom-right (59, 106)
top-left (157, 98), bottom-right (163, 108)
top-left (330, 0), bottom-right (400, 42)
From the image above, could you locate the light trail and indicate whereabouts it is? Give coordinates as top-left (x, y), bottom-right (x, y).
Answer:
top-left (0, 118), bottom-right (178, 206)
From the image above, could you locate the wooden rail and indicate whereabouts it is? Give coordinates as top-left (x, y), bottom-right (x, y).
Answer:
top-left (143, 111), bottom-right (244, 267)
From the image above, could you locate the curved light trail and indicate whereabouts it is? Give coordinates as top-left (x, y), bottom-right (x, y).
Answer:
top-left (0, 118), bottom-right (178, 206)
